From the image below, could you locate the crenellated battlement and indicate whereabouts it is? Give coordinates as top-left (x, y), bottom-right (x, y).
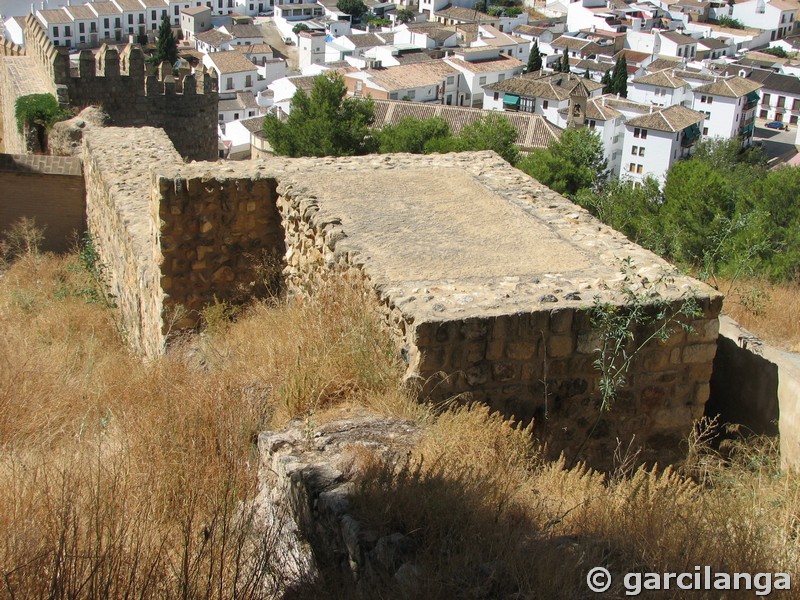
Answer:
top-left (10, 14), bottom-right (218, 161)
top-left (0, 38), bottom-right (26, 57)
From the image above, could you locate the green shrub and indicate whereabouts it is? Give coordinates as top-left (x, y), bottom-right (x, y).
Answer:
top-left (14, 93), bottom-right (70, 134)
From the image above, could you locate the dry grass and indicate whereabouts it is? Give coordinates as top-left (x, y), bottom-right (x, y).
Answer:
top-left (1, 251), bottom-right (799, 599)
top-left (717, 278), bottom-right (800, 352)
top-left (0, 251), bottom-right (410, 599)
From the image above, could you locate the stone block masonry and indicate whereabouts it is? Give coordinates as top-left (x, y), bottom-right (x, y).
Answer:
top-left (82, 127), bottom-right (722, 466)
top-left (0, 154), bottom-right (85, 252)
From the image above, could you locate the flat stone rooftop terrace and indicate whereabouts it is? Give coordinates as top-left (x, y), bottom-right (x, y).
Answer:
top-left (158, 151), bottom-right (715, 321)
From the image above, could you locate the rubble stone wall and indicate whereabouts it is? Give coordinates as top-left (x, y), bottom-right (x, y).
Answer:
top-left (83, 127), bottom-right (180, 356)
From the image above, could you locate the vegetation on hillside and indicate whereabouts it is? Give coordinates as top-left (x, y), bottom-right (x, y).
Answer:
top-left (0, 231), bottom-right (799, 597)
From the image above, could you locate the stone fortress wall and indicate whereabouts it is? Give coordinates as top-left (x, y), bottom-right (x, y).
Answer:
top-left (82, 126), bottom-right (721, 466)
top-left (1, 16), bottom-right (218, 161)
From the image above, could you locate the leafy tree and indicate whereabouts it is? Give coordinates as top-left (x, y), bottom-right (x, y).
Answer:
top-left (762, 46), bottom-right (789, 58)
top-left (601, 69), bottom-right (612, 93)
top-left (455, 113), bottom-right (519, 164)
top-left (518, 127), bottom-right (606, 197)
top-left (504, 6), bottom-right (523, 16)
top-left (262, 73), bottom-right (376, 157)
top-left (487, 5), bottom-right (505, 16)
top-left (475, 0), bottom-right (487, 11)
top-left (395, 7), bottom-right (415, 23)
top-left (717, 16), bottom-right (745, 29)
top-left (151, 14), bottom-right (178, 66)
top-left (526, 41), bottom-right (542, 73)
top-left (337, 0), bottom-right (368, 19)
top-left (610, 55), bottom-right (627, 97)
top-left (292, 22), bottom-right (310, 34)
top-left (376, 117), bottom-right (453, 154)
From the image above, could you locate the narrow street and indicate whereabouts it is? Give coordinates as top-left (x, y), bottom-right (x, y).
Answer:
top-left (256, 17), bottom-right (300, 73)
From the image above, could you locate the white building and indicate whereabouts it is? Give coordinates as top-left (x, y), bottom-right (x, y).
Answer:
top-left (203, 49), bottom-right (270, 93)
top-left (690, 76), bottom-right (761, 144)
top-left (344, 59), bottom-right (461, 103)
top-left (180, 5), bottom-right (212, 41)
top-left (629, 70), bottom-right (692, 107)
top-left (443, 47), bottom-right (525, 108)
top-left (218, 90), bottom-right (261, 124)
top-left (621, 104), bottom-right (705, 185)
top-left (298, 29), bottom-right (327, 69)
top-left (35, 8), bottom-right (75, 47)
top-left (2, 16), bottom-right (27, 45)
top-left (710, 0), bottom-right (797, 41)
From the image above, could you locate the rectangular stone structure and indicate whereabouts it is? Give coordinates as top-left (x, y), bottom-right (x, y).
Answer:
top-left (83, 128), bottom-right (722, 467)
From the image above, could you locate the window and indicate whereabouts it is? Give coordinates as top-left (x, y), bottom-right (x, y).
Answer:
top-left (588, 119), bottom-right (596, 130)
top-left (174, 5), bottom-right (180, 15)
top-left (542, 100), bottom-right (549, 109)
top-left (234, 112), bottom-right (239, 119)
top-left (631, 145), bottom-right (638, 155)
top-left (407, 90), bottom-right (416, 99)
top-left (152, 10), bottom-right (156, 19)
top-left (65, 25), bottom-right (71, 36)
top-left (138, 14), bottom-right (144, 23)
top-left (245, 75), bottom-right (252, 87)
top-left (115, 17), bottom-right (121, 27)
top-left (479, 76), bottom-right (487, 85)
top-left (793, 99), bottom-right (800, 111)
top-left (219, 114), bottom-right (224, 120)
top-left (493, 92), bottom-right (499, 100)
top-left (760, 109), bottom-right (769, 118)
top-left (128, 14), bottom-right (133, 24)
top-left (763, 93), bottom-right (771, 104)
top-left (104, 18), bottom-right (109, 27)
top-left (79, 22), bottom-right (85, 33)
top-left (636, 164), bottom-right (643, 174)
top-left (629, 162), bottom-right (636, 172)
top-left (91, 22), bottom-right (96, 32)
top-left (703, 127), bottom-right (708, 135)
top-left (633, 127), bottom-right (647, 139)
top-left (777, 95), bottom-right (785, 107)
top-left (447, 75), bottom-right (454, 84)
top-left (389, 92), bottom-right (398, 99)
top-left (80, 35), bottom-right (85, 42)
top-left (53, 26), bottom-right (59, 36)
top-left (521, 97), bottom-right (534, 112)
top-left (497, 73), bottom-right (505, 82)
top-left (226, 77), bottom-right (233, 90)
top-left (639, 147), bottom-right (645, 156)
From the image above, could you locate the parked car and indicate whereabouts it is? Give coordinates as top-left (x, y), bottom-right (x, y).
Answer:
top-left (765, 121), bottom-right (789, 130)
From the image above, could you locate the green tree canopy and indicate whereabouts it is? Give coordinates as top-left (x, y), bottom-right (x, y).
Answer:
top-left (376, 116), bottom-right (453, 154)
top-left (152, 14), bottom-right (178, 66)
top-left (526, 41), bottom-right (542, 73)
top-left (337, 0), bottom-right (368, 19)
top-left (601, 69), bottom-right (612, 93)
top-left (262, 73), bottom-right (376, 157)
top-left (517, 127), bottom-right (607, 197)
top-left (292, 22), bottom-right (310, 34)
top-left (610, 55), bottom-right (627, 97)
top-left (454, 113), bottom-right (519, 164)
top-left (395, 7), bottom-right (415, 23)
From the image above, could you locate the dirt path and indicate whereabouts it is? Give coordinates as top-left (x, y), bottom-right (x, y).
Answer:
top-left (258, 18), bottom-right (299, 73)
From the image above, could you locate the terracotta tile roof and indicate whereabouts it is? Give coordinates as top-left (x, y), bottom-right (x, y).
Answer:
top-left (228, 23), bottom-right (264, 39)
top-left (113, 0), bottom-right (146, 11)
top-left (65, 5), bottom-right (97, 20)
top-left (196, 29), bottom-right (234, 46)
top-left (474, 24), bottom-right (528, 46)
top-left (236, 43), bottom-right (274, 54)
top-left (673, 68), bottom-right (715, 81)
top-left (659, 30), bottom-right (696, 45)
top-left (585, 96), bottom-right (622, 120)
top-left (446, 54), bottom-right (525, 73)
top-left (138, 0), bottom-right (168, 7)
top-left (372, 99), bottom-right (562, 150)
top-left (626, 104), bottom-right (704, 132)
top-left (434, 5), bottom-right (491, 21)
top-left (240, 115), bottom-right (266, 133)
top-left (355, 61), bottom-right (458, 91)
top-left (406, 23), bottom-right (458, 44)
top-left (182, 5), bottom-right (212, 15)
top-left (485, 71), bottom-right (603, 100)
top-left (219, 91), bottom-right (260, 110)
top-left (206, 50), bottom-right (258, 73)
top-left (647, 57), bottom-right (682, 71)
top-left (514, 25), bottom-right (549, 36)
top-left (343, 32), bottom-right (385, 48)
top-left (633, 70), bottom-right (688, 88)
top-left (88, 1), bottom-right (123, 15)
top-left (694, 76), bottom-right (762, 97)
top-left (551, 35), bottom-right (593, 50)
top-left (613, 49), bottom-right (651, 63)
top-left (37, 9), bottom-right (73, 25)
top-left (698, 36), bottom-right (729, 49)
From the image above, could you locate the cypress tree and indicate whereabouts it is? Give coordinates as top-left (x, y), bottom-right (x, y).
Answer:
top-left (526, 41), bottom-right (542, 73)
top-left (152, 14), bottom-right (178, 66)
top-left (584, 69), bottom-right (590, 79)
top-left (611, 55), bottom-right (628, 97)
top-left (560, 46), bottom-right (570, 73)
top-left (601, 69), bottom-right (612, 93)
